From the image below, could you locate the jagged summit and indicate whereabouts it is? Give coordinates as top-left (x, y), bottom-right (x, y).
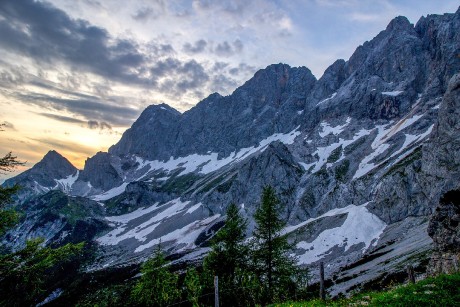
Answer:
top-left (385, 15), bottom-right (413, 32)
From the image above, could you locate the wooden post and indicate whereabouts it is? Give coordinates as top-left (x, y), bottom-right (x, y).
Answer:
top-left (407, 265), bottom-right (415, 284)
top-left (319, 262), bottom-right (325, 300)
top-left (214, 275), bottom-right (219, 307)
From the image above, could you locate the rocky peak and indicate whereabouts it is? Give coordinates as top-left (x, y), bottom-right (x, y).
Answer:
top-left (79, 152), bottom-right (123, 191)
top-left (385, 16), bottom-right (413, 32)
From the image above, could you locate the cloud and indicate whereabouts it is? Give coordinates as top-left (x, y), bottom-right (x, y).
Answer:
top-left (228, 63), bottom-right (257, 76)
top-left (16, 92), bottom-right (139, 126)
top-left (214, 39), bottom-right (244, 57)
top-left (151, 58), bottom-right (210, 94)
top-left (182, 39), bottom-right (208, 54)
top-left (132, 7), bottom-right (156, 21)
top-left (0, 0), bottom-right (155, 86)
top-left (87, 120), bottom-right (112, 130)
top-left (38, 113), bottom-right (86, 124)
top-left (1, 121), bottom-right (15, 130)
top-left (28, 137), bottom-right (96, 157)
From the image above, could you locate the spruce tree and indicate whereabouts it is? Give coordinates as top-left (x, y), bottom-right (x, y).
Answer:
top-left (131, 246), bottom-right (180, 306)
top-left (251, 186), bottom-right (297, 305)
top-left (0, 150), bottom-right (24, 234)
top-left (203, 203), bottom-right (250, 305)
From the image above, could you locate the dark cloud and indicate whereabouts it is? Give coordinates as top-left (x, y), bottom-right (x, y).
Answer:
top-left (1, 121), bottom-right (15, 130)
top-left (183, 39), bottom-right (207, 54)
top-left (0, 0), bottom-right (153, 86)
top-left (212, 62), bottom-right (229, 72)
top-left (38, 113), bottom-right (86, 124)
top-left (209, 74), bottom-right (238, 94)
top-left (17, 92), bottom-right (139, 126)
top-left (132, 7), bottom-right (156, 21)
top-left (228, 62), bottom-right (257, 76)
top-left (151, 58), bottom-right (209, 94)
top-left (87, 120), bottom-right (112, 130)
top-left (132, 0), bottom-right (167, 21)
top-left (214, 39), bottom-right (244, 57)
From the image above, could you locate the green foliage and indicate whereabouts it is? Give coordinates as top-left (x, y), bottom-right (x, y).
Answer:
top-left (0, 209), bottom-right (18, 235)
top-left (77, 284), bottom-right (133, 307)
top-left (327, 145), bottom-right (342, 164)
top-left (131, 247), bottom-right (180, 306)
top-left (161, 173), bottom-right (201, 193)
top-left (185, 267), bottom-right (202, 307)
top-left (252, 186), bottom-right (297, 305)
top-left (273, 272), bottom-right (460, 307)
top-left (0, 149), bottom-right (24, 233)
top-left (203, 203), bottom-right (252, 306)
top-left (0, 239), bottom-right (84, 305)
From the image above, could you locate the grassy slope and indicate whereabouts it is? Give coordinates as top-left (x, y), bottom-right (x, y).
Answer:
top-left (274, 273), bottom-right (460, 307)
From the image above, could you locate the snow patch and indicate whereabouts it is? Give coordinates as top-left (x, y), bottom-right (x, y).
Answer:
top-left (317, 92), bottom-right (337, 106)
top-left (134, 127), bottom-right (301, 177)
top-left (353, 113), bottom-right (426, 179)
top-left (319, 117), bottom-right (351, 138)
top-left (382, 90), bottom-right (403, 96)
top-left (134, 214), bottom-right (221, 253)
top-left (54, 171), bottom-right (79, 193)
top-left (97, 198), bottom-right (196, 246)
top-left (291, 203), bottom-right (386, 265)
top-left (310, 128), bottom-right (372, 173)
top-left (91, 182), bottom-right (129, 201)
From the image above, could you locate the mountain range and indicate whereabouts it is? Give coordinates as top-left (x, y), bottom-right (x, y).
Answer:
top-left (3, 7), bottom-right (460, 296)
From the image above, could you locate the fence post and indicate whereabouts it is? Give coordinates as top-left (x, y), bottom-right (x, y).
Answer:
top-left (407, 265), bottom-right (415, 284)
top-left (320, 262), bottom-right (325, 300)
top-left (214, 275), bottom-right (219, 307)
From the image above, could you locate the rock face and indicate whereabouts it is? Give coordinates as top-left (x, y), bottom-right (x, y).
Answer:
top-left (4, 150), bottom-right (78, 201)
top-left (3, 7), bottom-right (460, 296)
top-left (1, 190), bottom-right (108, 252)
top-left (427, 189), bottom-right (460, 275)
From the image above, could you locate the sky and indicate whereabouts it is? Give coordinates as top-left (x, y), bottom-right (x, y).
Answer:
top-left (0, 0), bottom-right (458, 180)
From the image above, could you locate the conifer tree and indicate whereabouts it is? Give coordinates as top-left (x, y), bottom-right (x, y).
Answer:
top-left (0, 149), bottom-right (24, 234)
top-left (203, 203), bottom-right (251, 305)
top-left (185, 267), bottom-right (202, 307)
top-left (251, 186), bottom-right (297, 305)
top-left (131, 246), bottom-right (180, 306)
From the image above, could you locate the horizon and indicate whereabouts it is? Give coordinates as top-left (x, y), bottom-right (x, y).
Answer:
top-left (1, 0), bottom-right (459, 180)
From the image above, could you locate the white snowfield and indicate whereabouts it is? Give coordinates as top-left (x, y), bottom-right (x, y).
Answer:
top-left (91, 182), bottom-right (129, 201)
top-left (88, 128), bottom-right (301, 202)
top-left (302, 127), bottom-right (372, 173)
top-left (54, 171), bottom-right (79, 193)
top-left (382, 90), bottom-right (404, 96)
top-left (318, 117), bottom-right (351, 138)
top-left (97, 198), bottom-right (215, 253)
top-left (136, 126), bottom-right (301, 178)
top-left (353, 112), bottom-right (431, 179)
top-left (285, 203), bottom-right (386, 265)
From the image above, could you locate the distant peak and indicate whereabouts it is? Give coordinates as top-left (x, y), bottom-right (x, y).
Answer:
top-left (386, 16), bottom-right (413, 32)
top-left (143, 103), bottom-right (180, 115)
top-left (43, 150), bottom-right (64, 161)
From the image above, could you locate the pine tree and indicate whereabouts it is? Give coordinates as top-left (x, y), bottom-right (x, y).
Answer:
top-left (203, 203), bottom-right (251, 305)
top-left (185, 267), bottom-right (202, 307)
top-left (131, 246), bottom-right (180, 306)
top-left (251, 186), bottom-right (297, 305)
top-left (0, 150), bottom-right (24, 234)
